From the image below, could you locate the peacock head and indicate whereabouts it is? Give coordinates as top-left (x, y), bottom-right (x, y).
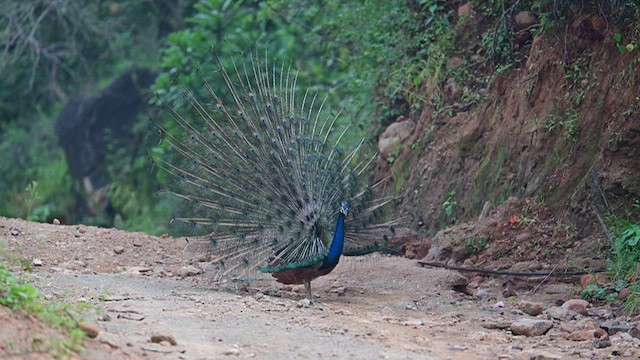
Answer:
top-left (340, 202), bottom-right (349, 216)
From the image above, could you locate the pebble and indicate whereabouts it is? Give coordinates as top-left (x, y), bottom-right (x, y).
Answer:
top-left (565, 329), bottom-right (606, 341)
top-left (330, 286), bottom-right (346, 296)
top-left (52, 218), bottom-right (61, 225)
top-left (545, 306), bottom-right (573, 321)
top-left (113, 246), bottom-right (125, 254)
top-left (335, 309), bottom-right (353, 316)
top-left (517, 301), bottom-right (543, 316)
top-left (296, 299), bottom-right (312, 308)
top-left (527, 353), bottom-right (560, 360)
top-left (150, 333), bottom-right (178, 346)
top-left (78, 322), bottom-right (100, 338)
top-left (32, 258), bottom-right (43, 266)
top-left (186, 265), bottom-right (202, 276)
top-left (510, 318), bottom-right (553, 336)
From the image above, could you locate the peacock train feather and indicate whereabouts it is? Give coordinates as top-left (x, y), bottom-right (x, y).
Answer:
top-left (155, 54), bottom-right (397, 300)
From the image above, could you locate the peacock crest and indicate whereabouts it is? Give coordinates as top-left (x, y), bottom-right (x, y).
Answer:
top-left (155, 54), bottom-right (396, 299)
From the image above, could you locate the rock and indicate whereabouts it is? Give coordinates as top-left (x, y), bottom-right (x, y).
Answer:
top-left (629, 326), bottom-right (640, 339)
top-left (296, 298), bottom-right (312, 308)
top-left (185, 265), bottom-right (202, 276)
top-left (566, 329), bottom-right (603, 341)
top-left (377, 118), bottom-right (415, 161)
top-left (126, 266), bottom-right (152, 275)
top-left (545, 306), bottom-right (572, 320)
top-left (527, 353), bottom-right (561, 360)
top-left (113, 246), bottom-right (125, 254)
top-left (78, 322), bottom-right (100, 338)
top-left (517, 301), bottom-right (543, 316)
top-left (561, 299), bottom-right (589, 316)
top-left (618, 287), bottom-right (631, 301)
top-left (150, 333), bottom-right (178, 346)
top-left (510, 318), bottom-right (553, 336)
top-left (579, 273), bottom-right (607, 288)
top-left (32, 258), bottom-right (43, 266)
top-left (52, 218), bottom-right (61, 225)
top-left (446, 56), bottom-right (464, 70)
top-left (222, 348), bottom-right (241, 356)
top-left (335, 309), bottom-right (353, 316)
top-left (457, 3), bottom-right (471, 17)
top-left (588, 15), bottom-right (607, 37)
top-left (515, 232), bottom-right (532, 242)
top-left (514, 11), bottom-right (538, 29)
top-left (607, 325), bottom-right (631, 335)
top-left (595, 339), bottom-right (612, 348)
top-left (330, 286), bottom-right (346, 296)
top-left (175, 267), bottom-right (189, 277)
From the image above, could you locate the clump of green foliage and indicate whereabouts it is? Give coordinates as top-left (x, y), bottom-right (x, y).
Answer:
top-left (582, 201), bottom-right (640, 315)
top-left (0, 262), bottom-right (89, 356)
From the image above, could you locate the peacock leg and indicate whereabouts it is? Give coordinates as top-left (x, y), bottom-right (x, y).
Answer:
top-left (304, 279), bottom-right (312, 301)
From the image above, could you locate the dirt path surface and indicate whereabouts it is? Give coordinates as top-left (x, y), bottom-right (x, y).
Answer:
top-left (1, 216), bottom-right (639, 359)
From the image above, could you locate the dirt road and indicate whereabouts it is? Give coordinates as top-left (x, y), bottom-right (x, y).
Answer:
top-left (1, 217), bottom-right (638, 359)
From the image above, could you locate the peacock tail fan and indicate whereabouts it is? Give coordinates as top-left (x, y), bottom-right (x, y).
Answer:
top-left (154, 52), bottom-right (397, 281)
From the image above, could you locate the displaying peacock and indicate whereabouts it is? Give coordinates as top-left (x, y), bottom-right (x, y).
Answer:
top-left (156, 54), bottom-right (396, 300)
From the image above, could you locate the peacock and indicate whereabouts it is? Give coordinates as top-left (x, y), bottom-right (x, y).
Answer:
top-left (156, 54), bottom-right (396, 300)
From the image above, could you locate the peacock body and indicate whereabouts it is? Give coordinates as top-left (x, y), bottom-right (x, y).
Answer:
top-left (157, 55), bottom-right (395, 300)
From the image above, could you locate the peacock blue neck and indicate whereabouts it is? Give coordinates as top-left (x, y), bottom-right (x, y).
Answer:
top-left (321, 211), bottom-right (346, 269)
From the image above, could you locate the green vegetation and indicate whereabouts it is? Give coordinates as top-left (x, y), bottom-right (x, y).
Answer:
top-left (581, 202), bottom-right (640, 315)
top-left (0, 262), bottom-right (89, 356)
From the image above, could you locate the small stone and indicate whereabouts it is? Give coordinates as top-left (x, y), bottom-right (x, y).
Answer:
top-left (402, 319), bottom-right (424, 326)
top-left (330, 286), bottom-right (347, 296)
top-left (607, 325), bottom-right (631, 335)
top-left (566, 330), bottom-right (599, 341)
top-left (113, 246), bottom-right (125, 254)
top-left (457, 3), bottom-right (471, 17)
top-left (562, 299), bottom-right (589, 316)
top-left (150, 333), bottom-right (177, 346)
top-left (618, 288), bottom-right (631, 301)
top-left (186, 265), bottom-right (202, 276)
top-left (126, 266), bottom-right (152, 275)
top-left (510, 318), bottom-right (553, 336)
top-left (10, 228), bottom-right (19, 236)
top-left (595, 339), bottom-right (612, 348)
top-left (52, 218), bottom-right (61, 225)
top-left (517, 301), bottom-right (543, 316)
top-left (98, 314), bottom-right (112, 322)
top-left (515, 232), bottom-right (532, 242)
top-left (335, 309), bottom-right (353, 316)
top-left (78, 322), bottom-right (100, 338)
top-left (528, 353), bottom-right (561, 360)
top-left (629, 326), bottom-right (640, 339)
top-left (222, 348), bottom-right (241, 356)
top-left (296, 299), bottom-right (311, 308)
top-left (100, 339), bottom-right (119, 349)
top-left (32, 258), bottom-right (43, 266)
top-left (545, 306), bottom-right (572, 320)
top-left (514, 11), bottom-right (538, 29)
top-left (448, 345), bottom-right (466, 351)
top-left (133, 240), bottom-right (143, 247)
top-left (176, 267), bottom-right (189, 277)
